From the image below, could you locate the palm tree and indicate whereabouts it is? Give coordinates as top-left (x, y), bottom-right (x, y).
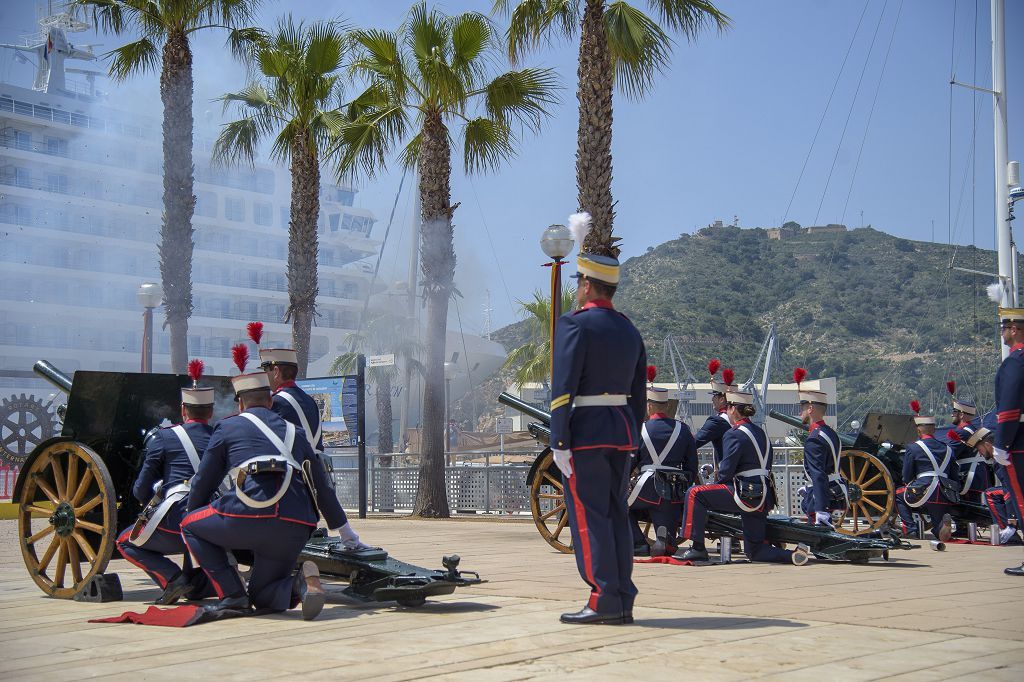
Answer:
top-left (495, 0), bottom-right (728, 256)
top-left (213, 17), bottom-right (348, 377)
top-left (502, 285), bottom-right (576, 388)
top-left (330, 310), bottom-right (423, 455)
top-left (333, 3), bottom-right (559, 517)
top-left (77, 0), bottom-right (260, 372)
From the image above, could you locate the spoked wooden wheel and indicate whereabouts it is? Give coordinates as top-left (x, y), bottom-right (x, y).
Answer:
top-left (833, 449), bottom-right (895, 536)
top-left (529, 451), bottom-right (573, 554)
top-left (18, 440), bottom-right (117, 598)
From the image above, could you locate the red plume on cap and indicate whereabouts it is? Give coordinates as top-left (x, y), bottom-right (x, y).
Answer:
top-left (946, 380), bottom-right (956, 396)
top-left (187, 358), bottom-right (204, 387)
top-left (707, 359), bottom-right (721, 377)
top-left (647, 365), bottom-right (657, 382)
top-left (946, 429), bottom-right (962, 443)
top-left (722, 368), bottom-right (734, 385)
top-left (231, 344), bottom-right (249, 374)
top-left (247, 321), bottom-right (264, 346)
top-left (910, 400), bottom-right (921, 414)
top-left (793, 367), bottom-right (807, 386)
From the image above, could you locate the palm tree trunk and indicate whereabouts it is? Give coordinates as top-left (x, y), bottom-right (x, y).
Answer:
top-left (577, 0), bottom-right (618, 258)
top-left (412, 111), bottom-right (455, 518)
top-left (376, 372), bottom-right (395, 512)
top-left (288, 132), bottom-right (319, 377)
top-left (159, 29), bottom-right (196, 372)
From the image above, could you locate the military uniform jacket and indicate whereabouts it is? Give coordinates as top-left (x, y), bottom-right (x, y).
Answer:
top-left (995, 343), bottom-right (1024, 452)
top-left (948, 422), bottom-right (991, 493)
top-left (133, 421), bottom-right (213, 504)
top-left (694, 412), bottom-right (731, 464)
top-left (632, 415), bottom-right (698, 503)
top-left (901, 436), bottom-right (956, 484)
top-left (186, 407), bottom-right (345, 528)
top-left (803, 421), bottom-right (842, 513)
top-left (549, 300), bottom-right (647, 452)
top-left (718, 419), bottom-right (774, 484)
top-left (273, 382), bottom-right (324, 452)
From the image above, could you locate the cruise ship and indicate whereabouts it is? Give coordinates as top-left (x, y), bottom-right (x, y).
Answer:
top-left (0, 8), bottom-right (381, 463)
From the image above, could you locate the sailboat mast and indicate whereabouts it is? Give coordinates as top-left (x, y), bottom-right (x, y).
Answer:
top-left (992, 0), bottom-right (1014, 358)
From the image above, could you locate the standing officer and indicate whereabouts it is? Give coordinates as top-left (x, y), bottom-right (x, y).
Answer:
top-left (895, 400), bottom-right (955, 542)
top-left (116, 359), bottom-right (215, 605)
top-left (628, 386), bottom-right (697, 557)
top-left (679, 387), bottom-right (794, 564)
top-left (795, 370), bottom-right (847, 526)
top-left (694, 361), bottom-right (735, 471)
top-left (994, 307), bottom-right (1024, 575)
top-left (946, 382), bottom-right (990, 505)
top-left (549, 251), bottom-right (647, 625)
top-left (181, 350), bottom-right (362, 619)
top-left (250, 322), bottom-right (365, 548)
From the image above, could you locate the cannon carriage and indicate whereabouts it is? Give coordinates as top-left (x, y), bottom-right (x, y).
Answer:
top-left (16, 361), bottom-right (483, 603)
top-left (499, 392), bottom-right (912, 561)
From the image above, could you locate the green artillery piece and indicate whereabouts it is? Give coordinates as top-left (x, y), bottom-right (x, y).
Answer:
top-left (15, 361), bottom-right (482, 604)
top-left (770, 409), bottom-right (995, 535)
top-left (499, 392), bottom-right (912, 562)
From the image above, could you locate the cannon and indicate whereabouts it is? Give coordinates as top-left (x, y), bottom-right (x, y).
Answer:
top-left (769, 409), bottom-right (997, 537)
top-left (16, 361), bottom-right (483, 603)
top-left (500, 392), bottom-right (913, 562)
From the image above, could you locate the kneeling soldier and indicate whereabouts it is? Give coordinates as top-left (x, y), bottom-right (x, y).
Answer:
top-left (795, 370), bottom-right (847, 526)
top-left (895, 400), bottom-right (956, 542)
top-left (968, 426), bottom-right (1024, 545)
top-left (946, 384), bottom-right (990, 506)
top-left (117, 359), bottom-right (216, 604)
top-left (181, 349), bottom-right (359, 619)
top-left (628, 387), bottom-right (697, 556)
top-left (679, 387), bottom-right (793, 563)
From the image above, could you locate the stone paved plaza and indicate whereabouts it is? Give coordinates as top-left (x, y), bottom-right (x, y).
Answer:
top-left (1, 517), bottom-right (1022, 681)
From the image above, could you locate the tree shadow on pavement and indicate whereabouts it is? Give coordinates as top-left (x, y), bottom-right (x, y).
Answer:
top-left (636, 616), bottom-right (808, 630)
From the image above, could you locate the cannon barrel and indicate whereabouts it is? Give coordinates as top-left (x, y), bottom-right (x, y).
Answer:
top-left (527, 422), bottom-right (551, 444)
top-left (768, 409), bottom-right (858, 448)
top-left (34, 359), bottom-right (73, 394)
top-left (498, 392), bottom-right (551, 425)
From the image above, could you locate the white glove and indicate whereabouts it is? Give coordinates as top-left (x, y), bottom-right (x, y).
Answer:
top-left (335, 522), bottom-right (371, 550)
top-left (552, 449), bottom-right (573, 478)
top-left (994, 446), bottom-right (1011, 465)
top-left (814, 511), bottom-right (834, 527)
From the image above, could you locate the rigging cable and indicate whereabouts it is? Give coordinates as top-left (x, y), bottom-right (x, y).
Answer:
top-left (468, 176), bottom-right (516, 313)
top-left (354, 166), bottom-right (408, 338)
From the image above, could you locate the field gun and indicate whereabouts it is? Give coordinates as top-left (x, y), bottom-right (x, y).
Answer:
top-left (501, 392), bottom-right (911, 561)
top-left (16, 361), bottom-right (483, 604)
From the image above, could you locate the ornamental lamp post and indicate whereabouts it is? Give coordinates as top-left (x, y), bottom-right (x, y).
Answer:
top-left (137, 282), bottom-right (163, 373)
top-left (540, 224), bottom-right (574, 386)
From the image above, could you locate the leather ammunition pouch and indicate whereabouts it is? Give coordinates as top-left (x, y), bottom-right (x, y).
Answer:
top-left (735, 476), bottom-right (766, 506)
top-left (653, 469), bottom-right (692, 503)
top-left (828, 480), bottom-right (849, 509)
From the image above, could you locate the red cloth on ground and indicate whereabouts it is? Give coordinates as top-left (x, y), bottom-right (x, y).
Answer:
top-left (89, 605), bottom-right (205, 627)
top-left (633, 556), bottom-right (694, 566)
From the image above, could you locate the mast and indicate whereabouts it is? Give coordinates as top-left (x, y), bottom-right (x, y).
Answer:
top-left (992, 0), bottom-right (1014, 358)
top-left (397, 171), bottom-right (421, 447)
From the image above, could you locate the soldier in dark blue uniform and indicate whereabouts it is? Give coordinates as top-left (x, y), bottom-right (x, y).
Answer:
top-left (694, 362), bottom-right (735, 470)
top-left (628, 387), bottom-right (697, 557)
top-left (895, 401), bottom-right (955, 542)
top-left (181, 364), bottom-right (361, 619)
top-left (679, 387), bottom-right (794, 564)
top-left (945, 387), bottom-right (990, 506)
top-left (994, 307), bottom-right (1024, 575)
top-left (961, 425), bottom-right (1024, 544)
top-left (116, 359), bottom-right (215, 605)
top-left (549, 252), bottom-right (647, 625)
top-left (796, 380), bottom-right (847, 525)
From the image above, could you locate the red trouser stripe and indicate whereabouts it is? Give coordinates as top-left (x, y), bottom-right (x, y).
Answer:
top-left (683, 484), bottom-right (729, 540)
top-left (567, 468), bottom-right (600, 610)
top-left (1006, 459), bottom-right (1024, 523)
top-left (986, 489), bottom-right (1007, 528)
top-left (116, 528), bottom-right (168, 588)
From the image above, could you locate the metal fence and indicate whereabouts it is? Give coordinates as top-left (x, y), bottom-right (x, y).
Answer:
top-left (329, 446), bottom-right (810, 516)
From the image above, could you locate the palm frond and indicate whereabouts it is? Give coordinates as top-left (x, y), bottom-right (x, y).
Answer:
top-left (645, 0), bottom-right (731, 37)
top-left (258, 48), bottom-right (290, 79)
top-left (104, 36), bottom-right (160, 81)
top-left (462, 116), bottom-right (515, 174)
top-left (483, 67), bottom-right (560, 132)
top-left (226, 25), bottom-right (269, 63)
top-left (496, 0), bottom-right (580, 63)
top-left (604, 1), bottom-right (672, 100)
top-left (449, 12), bottom-right (494, 84)
top-left (330, 351), bottom-right (361, 375)
top-left (407, 1), bottom-right (450, 64)
top-left (304, 20), bottom-right (349, 76)
top-left (211, 114), bottom-right (268, 166)
top-left (398, 131), bottom-right (422, 170)
top-left (332, 103), bottom-right (410, 181)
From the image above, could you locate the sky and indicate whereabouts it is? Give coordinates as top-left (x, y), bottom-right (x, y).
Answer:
top-left (1, 0), bottom-right (1022, 336)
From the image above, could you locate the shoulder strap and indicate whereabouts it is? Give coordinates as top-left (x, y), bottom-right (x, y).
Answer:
top-left (169, 425), bottom-right (201, 472)
top-left (641, 421), bottom-right (682, 466)
top-left (737, 425), bottom-right (769, 469)
top-left (277, 389), bottom-right (322, 451)
top-left (817, 428), bottom-right (840, 473)
top-left (239, 412), bottom-right (297, 464)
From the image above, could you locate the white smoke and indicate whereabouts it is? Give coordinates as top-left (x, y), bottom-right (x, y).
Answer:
top-left (568, 212), bottom-right (592, 247)
top-left (987, 281), bottom-right (1005, 304)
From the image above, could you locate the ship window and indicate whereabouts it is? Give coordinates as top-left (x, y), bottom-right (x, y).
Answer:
top-left (14, 130), bottom-right (31, 150)
top-left (225, 196), bottom-right (244, 222)
top-left (14, 166), bottom-right (30, 188)
top-left (46, 173), bottom-right (68, 193)
top-left (45, 137), bottom-right (68, 157)
top-left (254, 201), bottom-right (272, 226)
